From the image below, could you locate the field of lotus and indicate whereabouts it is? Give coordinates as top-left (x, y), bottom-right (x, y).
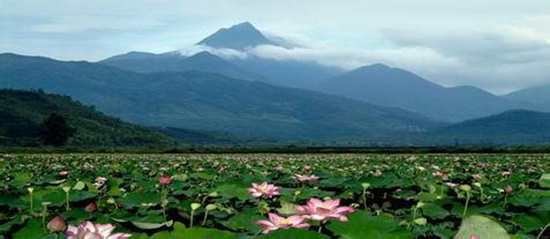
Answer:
top-left (0, 153), bottom-right (549, 239)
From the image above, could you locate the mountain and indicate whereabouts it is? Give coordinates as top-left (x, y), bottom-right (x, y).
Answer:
top-left (197, 22), bottom-right (279, 50)
top-left (503, 84), bottom-right (550, 105)
top-left (229, 56), bottom-right (343, 89)
top-left (315, 64), bottom-right (536, 122)
top-left (429, 110), bottom-right (550, 145)
top-left (100, 51), bottom-right (266, 82)
top-left (101, 22), bottom-right (343, 89)
top-left (0, 53), bottom-right (438, 143)
top-left (196, 22), bottom-right (343, 88)
top-left (0, 89), bottom-right (177, 147)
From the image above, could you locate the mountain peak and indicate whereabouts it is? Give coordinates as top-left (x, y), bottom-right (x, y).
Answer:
top-left (231, 21), bottom-right (256, 30)
top-left (197, 22), bottom-right (278, 50)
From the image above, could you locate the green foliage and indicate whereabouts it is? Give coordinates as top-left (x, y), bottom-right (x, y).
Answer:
top-left (327, 212), bottom-right (413, 239)
top-left (454, 215), bottom-right (510, 239)
top-left (38, 113), bottom-right (75, 146)
top-left (1, 154), bottom-right (549, 238)
top-left (0, 89), bottom-right (177, 147)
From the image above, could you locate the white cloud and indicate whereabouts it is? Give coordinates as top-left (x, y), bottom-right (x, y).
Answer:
top-left (179, 44), bottom-right (249, 59)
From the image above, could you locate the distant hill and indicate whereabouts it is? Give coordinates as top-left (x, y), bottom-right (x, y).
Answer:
top-left (154, 127), bottom-right (239, 146)
top-left (315, 64), bottom-right (536, 122)
top-left (503, 84), bottom-right (550, 105)
top-left (0, 53), bottom-right (438, 142)
top-left (0, 89), bottom-right (177, 147)
top-left (197, 22), bottom-right (279, 50)
top-left (100, 51), bottom-right (266, 82)
top-left (428, 110), bottom-right (550, 145)
top-left (229, 55), bottom-right (343, 89)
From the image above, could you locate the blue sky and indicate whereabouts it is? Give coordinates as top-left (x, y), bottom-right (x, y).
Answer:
top-left (1, 0), bottom-right (549, 93)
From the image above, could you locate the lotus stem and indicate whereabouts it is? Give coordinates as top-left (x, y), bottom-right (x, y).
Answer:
top-left (362, 188), bottom-right (368, 209)
top-left (161, 185), bottom-right (167, 222)
top-left (41, 205), bottom-right (48, 232)
top-left (536, 223), bottom-right (549, 239)
top-left (190, 210), bottom-right (195, 228)
top-left (504, 192), bottom-right (509, 206)
top-left (29, 191), bottom-right (34, 213)
top-left (202, 210), bottom-right (209, 226)
top-left (65, 192), bottom-right (70, 211)
top-left (462, 191), bottom-right (470, 218)
top-left (318, 220), bottom-right (325, 233)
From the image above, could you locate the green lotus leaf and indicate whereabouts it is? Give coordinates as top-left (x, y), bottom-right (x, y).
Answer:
top-left (454, 215), bottom-right (510, 239)
top-left (327, 211), bottom-right (413, 239)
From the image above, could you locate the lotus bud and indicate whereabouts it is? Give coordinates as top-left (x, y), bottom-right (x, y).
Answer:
top-left (191, 203), bottom-right (201, 211)
top-left (107, 198), bottom-right (116, 204)
top-left (85, 202), bottom-right (97, 213)
top-left (473, 182), bottom-right (481, 188)
top-left (27, 187), bottom-right (34, 193)
top-left (505, 185), bottom-right (513, 193)
top-left (416, 201), bottom-right (425, 208)
top-left (47, 216), bottom-right (67, 232)
top-left (361, 183), bottom-right (371, 189)
top-left (62, 186), bottom-right (71, 193)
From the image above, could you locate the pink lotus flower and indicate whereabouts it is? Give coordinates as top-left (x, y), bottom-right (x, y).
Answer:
top-left (303, 166), bottom-right (313, 170)
top-left (59, 171), bottom-right (69, 177)
top-left (85, 202), bottom-right (97, 213)
top-left (159, 174), bottom-right (172, 186)
top-left (294, 174), bottom-right (319, 182)
top-left (470, 235), bottom-right (480, 239)
top-left (274, 166), bottom-right (284, 171)
top-left (257, 213), bottom-right (310, 234)
top-left (66, 221), bottom-right (130, 239)
top-left (248, 182), bottom-right (280, 198)
top-left (296, 198), bottom-right (355, 221)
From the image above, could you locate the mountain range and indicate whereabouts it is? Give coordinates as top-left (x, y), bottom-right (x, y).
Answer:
top-left (0, 53), bottom-right (438, 143)
top-left (101, 22), bottom-right (547, 122)
top-left (1, 21), bottom-right (549, 146)
top-left (315, 64), bottom-right (537, 122)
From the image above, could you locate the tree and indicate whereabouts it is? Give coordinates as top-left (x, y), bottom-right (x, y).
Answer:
top-left (38, 113), bottom-right (75, 146)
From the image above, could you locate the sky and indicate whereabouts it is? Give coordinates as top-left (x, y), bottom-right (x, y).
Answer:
top-left (1, 0), bottom-right (550, 94)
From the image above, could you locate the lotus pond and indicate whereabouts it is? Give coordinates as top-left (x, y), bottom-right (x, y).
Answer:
top-left (0, 154), bottom-right (549, 239)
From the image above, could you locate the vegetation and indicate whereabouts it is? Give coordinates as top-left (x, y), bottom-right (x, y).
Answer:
top-left (38, 113), bottom-right (76, 147)
top-left (0, 89), bottom-right (177, 147)
top-left (0, 154), bottom-right (548, 238)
